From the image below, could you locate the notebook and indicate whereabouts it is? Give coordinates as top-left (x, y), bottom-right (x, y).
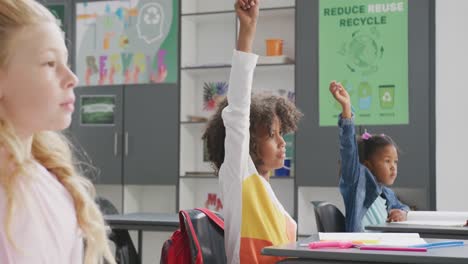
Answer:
top-left (318, 232), bottom-right (426, 247)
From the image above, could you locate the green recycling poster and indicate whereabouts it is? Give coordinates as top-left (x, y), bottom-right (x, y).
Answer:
top-left (319, 0), bottom-right (408, 126)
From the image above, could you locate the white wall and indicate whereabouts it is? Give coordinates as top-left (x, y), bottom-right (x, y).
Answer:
top-left (436, 0), bottom-right (468, 210)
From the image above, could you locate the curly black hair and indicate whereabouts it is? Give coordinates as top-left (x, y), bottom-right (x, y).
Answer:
top-left (202, 93), bottom-right (303, 175)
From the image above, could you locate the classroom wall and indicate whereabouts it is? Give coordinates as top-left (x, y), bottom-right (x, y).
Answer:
top-left (91, 1), bottom-right (468, 261)
top-left (435, 0), bottom-right (468, 211)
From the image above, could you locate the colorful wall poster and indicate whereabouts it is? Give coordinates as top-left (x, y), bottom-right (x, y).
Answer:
top-left (76, 0), bottom-right (178, 86)
top-left (319, 0), bottom-right (408, 126)
top-left (80, 95), bottom-right (116, 125)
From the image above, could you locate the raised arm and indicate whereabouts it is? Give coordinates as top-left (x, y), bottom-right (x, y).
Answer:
top-left (330, 81), bottom-right (351, 118)
top-left (219, 1), bottom-right (259, 183)
top-left (329, 81), bottom-right (360, 186)
top-left (219, 3), bottom-right (260, 262)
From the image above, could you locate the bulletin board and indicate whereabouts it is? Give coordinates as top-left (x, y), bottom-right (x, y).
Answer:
top-left (319, 0), bottom-right (408, 126)
top-left (75, 0), bottom-right (178, 86)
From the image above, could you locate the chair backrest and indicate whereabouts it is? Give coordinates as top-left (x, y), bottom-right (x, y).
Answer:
top-left (311, 201), bottom-right (346, 232)
top-left (181, 209), bottom-right (226, 264)
top-left (96, 196), bottom-right (119, 215)
top-left (96, 197), bottom-right (138, 264)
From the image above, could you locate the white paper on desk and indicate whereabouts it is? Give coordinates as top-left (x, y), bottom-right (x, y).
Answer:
top-left (318, 232), bottom-right (426, 246)
top-left (390, 211), bottom-right (468, 226)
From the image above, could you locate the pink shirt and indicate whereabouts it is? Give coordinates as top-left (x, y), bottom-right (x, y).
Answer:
top-left (0, 161), bottom-right (83, 263)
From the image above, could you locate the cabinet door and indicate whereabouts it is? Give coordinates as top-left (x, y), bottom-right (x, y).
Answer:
top-left (70, 85), bottom-right (123, 184)
top-left (123, 84), bottom-right (178, 185)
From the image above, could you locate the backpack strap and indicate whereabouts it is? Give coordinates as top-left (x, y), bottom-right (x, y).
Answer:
top-left (195, 208), bottom-right (224, 230)
top-left (179, 210), bottom-right (203, 264)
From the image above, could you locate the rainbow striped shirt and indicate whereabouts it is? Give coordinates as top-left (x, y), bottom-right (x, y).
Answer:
top-left (219, 50), bottom-right (297, 264)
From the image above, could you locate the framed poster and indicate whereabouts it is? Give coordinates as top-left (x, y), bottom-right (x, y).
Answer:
top-left (75, 0), bottom-right (178, 86)
top-left (80, 95), bottom-right (116, 126)
top-left (319, 0), bottom-right (408, 126)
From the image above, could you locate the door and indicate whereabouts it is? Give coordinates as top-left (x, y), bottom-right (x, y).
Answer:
top-left (123, 84), bottom-right (178, 185)
top-left (70, 85), bottom-right (123, 184)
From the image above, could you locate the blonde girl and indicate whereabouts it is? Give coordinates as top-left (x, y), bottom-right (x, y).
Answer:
top-left (0, 1), bottom-right (115, 263)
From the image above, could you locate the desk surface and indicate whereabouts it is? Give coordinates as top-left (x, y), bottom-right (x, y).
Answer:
top-left (366, 223), bottom-right (468, 239)
top-left (262, 234), bottom-right (468, 264)
top-left (104, 212), bottom-right (179, 232)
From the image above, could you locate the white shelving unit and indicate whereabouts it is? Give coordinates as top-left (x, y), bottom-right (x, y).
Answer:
top-left (179, 0), bottom-right (296, 214)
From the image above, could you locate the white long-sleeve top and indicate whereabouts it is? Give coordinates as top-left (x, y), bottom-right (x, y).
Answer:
top-left (220, 50), bottom-right (297, 264)
top-left (0, 161), bottom-right (83, 263)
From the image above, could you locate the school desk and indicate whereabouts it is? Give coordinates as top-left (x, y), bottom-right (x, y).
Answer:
top-left (366, 223), bottom-right (468, 240)
top-left (104, 212), bottom-right (179, 264)
top-left (261, 234), bottom-right (468, 264)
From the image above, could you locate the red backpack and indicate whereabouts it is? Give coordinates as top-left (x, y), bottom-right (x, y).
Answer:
top-left (160, 208), bottom-right (225, 264)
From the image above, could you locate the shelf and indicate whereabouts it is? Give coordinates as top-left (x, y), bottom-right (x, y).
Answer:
top-left (181, 7), bottom-right (294, 26)
top-left (182, 5), bottom-right (295, 16)
top-left (182, 62), bottom-right (294, 70)
top-left (258, 0), bottom-right (295, 9)
top-left (182, 10), bottom-right (234, 16)
top-left (270, 176), bottom-right (295, 180)
top-left (182, 6), bottom-right (295, 16)
top-left (181, 62), bottom-right (294, 77)
top-left (179, 0), bottom-right (297, 218)
top-left (181, 175), bottom-right (217, 179)
top-left (182, 12), bottom-right (236, 24)
top-left (181, 0), bottom-right (234, 14)
top-left (258, 7), bottom-right (295, 20)
top-left (182, 64), bottom-right (231, 70)
top-left (179, 124), bottom-right (207, 130)
top-left (258, 62), bottom-right (295, 67)
top-left (180, 121), bottom-right (208, 124)
top-left (179, 122), bottom-right (208, 130)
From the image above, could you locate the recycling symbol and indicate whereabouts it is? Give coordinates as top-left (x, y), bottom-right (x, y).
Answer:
top-left (137, 2), bottom-right (166, 44)
top-left (340, 27), bottom-right (383, 76)
top-left (382, 91), bottom-right (392, 102)
top-left (144, 7), bottom-right (161, 25)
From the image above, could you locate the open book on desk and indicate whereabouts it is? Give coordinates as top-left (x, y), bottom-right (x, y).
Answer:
top-left (318, 232), bottom-right (426, 247)
top-left (390, 211), bottom-right (468, 227)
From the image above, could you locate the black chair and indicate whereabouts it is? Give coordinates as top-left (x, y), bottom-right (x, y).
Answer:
top-left (96, 196), bottom-right (119, 215)
top-left (181, 209), bottom-right (226, 264)
top-left (96, 197), bottom-right (139, 264)
top-left (311, 201), bottom-right (346, 232)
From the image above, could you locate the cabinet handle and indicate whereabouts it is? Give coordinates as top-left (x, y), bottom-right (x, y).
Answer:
top-left (125, 132), bottom-right (128, 156)
top-left (114, 132), bottom-right (118, 156)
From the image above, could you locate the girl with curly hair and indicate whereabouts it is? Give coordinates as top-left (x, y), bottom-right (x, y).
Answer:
top-left (203, 1), bottom-right (302, 263)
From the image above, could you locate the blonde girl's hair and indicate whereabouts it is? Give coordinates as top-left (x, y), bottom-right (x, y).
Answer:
top-left (0, 1), bottom-right (115, 263)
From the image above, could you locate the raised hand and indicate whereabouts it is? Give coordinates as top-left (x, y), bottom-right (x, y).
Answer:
top-left (236, 0), bottom-right (259, 27)
top-left (235, 0), bottom-right (259, 53)
top-left (329, 81), bottom-right (352, 118)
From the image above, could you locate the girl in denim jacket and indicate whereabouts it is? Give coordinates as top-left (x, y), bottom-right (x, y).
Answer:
top-left (330, 81), bottom-right (410, 232)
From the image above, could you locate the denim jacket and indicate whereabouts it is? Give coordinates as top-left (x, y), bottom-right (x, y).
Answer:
top-left (338, 116), bottom-right (409, 232)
